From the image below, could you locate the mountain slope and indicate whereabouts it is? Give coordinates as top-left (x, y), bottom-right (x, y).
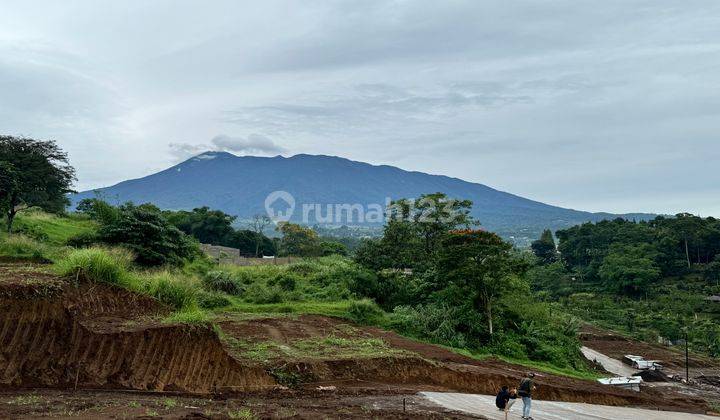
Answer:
top-left (71, 151), bottom-right (654, 242)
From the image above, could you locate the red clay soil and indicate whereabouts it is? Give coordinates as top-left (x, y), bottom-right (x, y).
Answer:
top-left (0, 389), bottom-right (478, 419)
top-left (0, 262), bottom-right (709, 414)
top-left (220, 315), bottom-right (708, 413)
top-left (0, 264), bottom-right (274, 394)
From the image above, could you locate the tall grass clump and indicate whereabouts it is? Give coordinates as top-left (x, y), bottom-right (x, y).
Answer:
top-left (0, 234), bottom-right (50, 261)
top-left (55, 246), bottom-right (134, 286)
top-left (139, 271), bottom-right (201, 311)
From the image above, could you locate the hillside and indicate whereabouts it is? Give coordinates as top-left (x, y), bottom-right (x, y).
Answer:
top-left (70, 152), bottom-right (653, 242)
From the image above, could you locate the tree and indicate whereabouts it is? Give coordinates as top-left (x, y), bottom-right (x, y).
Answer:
top-left (435, 229), bottom-right (527, 336)
top-left (249, 214), bottom-right (272, 257)
top-left (277, 222), bottom-right (321, 257)
top-left (392, 193), bottom-right (476, 258)
top-left (0, 136), bottom-right (75, 233)
top-left (356, 193), bottom-right (477, 272)
top-left (163, 207), bottom-right (236, 245)
top-left (320, 240), bottom-right (348, 256)
top-left (99, 203), bottom-right (199, 266)
top-left (531, 229), bottom-right (557, 264)
top-left (598, 244), bottom-right (661, 296)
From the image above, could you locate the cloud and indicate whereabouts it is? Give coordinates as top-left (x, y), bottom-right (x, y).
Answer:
top-left (168, 134), bottom-right (286, 162)
top-left (2, 1), bottom-right (720, 214)
top-left (210, 134), bottom-right (286, 155)
top-left (168, 142), bottom-right (207, 161)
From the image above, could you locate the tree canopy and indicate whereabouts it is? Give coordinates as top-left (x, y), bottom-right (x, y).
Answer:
top-left (0, 136), bottom-right (75, 233)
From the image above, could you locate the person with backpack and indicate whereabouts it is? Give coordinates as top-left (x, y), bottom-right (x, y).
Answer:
top-left (495, 385), bottom-right (517, 413)
top-left (518, 372), bottom-right (536, 420)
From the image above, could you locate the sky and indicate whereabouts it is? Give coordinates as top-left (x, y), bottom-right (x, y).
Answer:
top-left (1, 0), bottom-right (719, 216)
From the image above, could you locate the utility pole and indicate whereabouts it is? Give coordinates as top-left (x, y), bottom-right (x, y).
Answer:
top-left (685, 329), bottom-right (689, 382)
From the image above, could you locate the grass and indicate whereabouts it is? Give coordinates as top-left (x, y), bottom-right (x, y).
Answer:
top-left (55, 247), bottom-right (202, 312)
top-left (226, 300), bottom-right (371, 319)
top-left (7, 394), bottom-right (42, 406)
top-left (163, 308), bottom-right (211, 325)
top-left (228, 408), bottom-right (256, 420)
top-left (220, 325), bottom-right (406, 362)
top-left (12, 210), bottom-right (97, 246)
top-left (55, 246), bottom-right (133, 285)
top-left (0, 234), bottom-right (51, 261)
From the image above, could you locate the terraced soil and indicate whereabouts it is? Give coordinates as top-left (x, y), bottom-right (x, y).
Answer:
top-left (0, 263), bottom-right (274, 393)
top-left (0, 262), bottom-right (711, 416)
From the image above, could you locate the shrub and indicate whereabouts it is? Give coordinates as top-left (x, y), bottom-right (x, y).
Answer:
top-left (96, 203), bottom-right (199, 267)
top-left (65, 231), bottom-right (100, 248)
top-left (203, 270), bottom-right (245, 295)
top-left (277, 275), bottom-right (297, 291)
top-left (55, 247), bottom-right (133, 286)
top-left (14, 223), bottom-right (49, 241)
top-left (245, 283), bottom-right (284, 304)
top-left (196, 290), bottom-right (232, 309)
top-left (347, 299), bottom-right (384, 325)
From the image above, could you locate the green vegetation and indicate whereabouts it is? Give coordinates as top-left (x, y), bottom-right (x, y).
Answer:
top-left (0, 199), bottom-right (595, 377)
top-left (11, 210), bottom-right (96, 245)
top-left (163, 207), bottom-right (276, 257)
top-left (537, 214), bottom-right (720, 357)
top-left (0, 234), bottom-right (51, 261)
top-left (0, 136), bottom-right (75, 234)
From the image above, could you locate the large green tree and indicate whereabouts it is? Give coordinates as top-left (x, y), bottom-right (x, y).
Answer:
top-left (163, 206), bottom-right (237, 245)
top-left (435, 229), bottom-right (527, 336)
top-left (278, 222), bottom-right (321, 257)
top-left (531, 229), bottom-right (557, 264)
top-left (0, 136), bottom-right (75, 233)
top-left (598, 244), bottom-right (661, 296)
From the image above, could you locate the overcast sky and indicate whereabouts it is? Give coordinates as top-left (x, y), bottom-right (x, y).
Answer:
top-left (1, 1), bottom-right (719, 215)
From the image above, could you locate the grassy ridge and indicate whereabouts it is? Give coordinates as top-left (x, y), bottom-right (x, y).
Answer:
top-left (11, 210), bottom-right (97, 245)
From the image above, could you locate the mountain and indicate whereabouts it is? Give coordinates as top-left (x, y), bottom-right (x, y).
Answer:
top-left (71, 151), bottom-right (654, 244)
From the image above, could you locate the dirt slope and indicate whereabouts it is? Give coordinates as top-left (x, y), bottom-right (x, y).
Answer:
top-left (0, 263), bottom-right (274, 393)
top-left (0, 262), bottom-right (709, 414)
top-left (219, 314), bottom-right (707, 412)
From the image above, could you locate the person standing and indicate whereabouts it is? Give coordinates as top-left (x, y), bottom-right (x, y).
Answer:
top-left (518, 372), bottom-right (536, 420)
top-left (495, 386), bottom-right (517, 412)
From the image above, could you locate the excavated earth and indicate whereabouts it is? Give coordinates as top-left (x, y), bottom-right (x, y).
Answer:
top-left (0, 261), bottom-right (712, 417)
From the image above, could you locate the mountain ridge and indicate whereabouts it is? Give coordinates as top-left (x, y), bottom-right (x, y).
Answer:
top-left (71, 151), bottom-right (655, 243)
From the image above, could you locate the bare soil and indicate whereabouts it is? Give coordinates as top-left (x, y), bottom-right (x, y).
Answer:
top-left (0, 389), bottom-right (477, 419)
top-left (0, 262), bottom-right (713, 417)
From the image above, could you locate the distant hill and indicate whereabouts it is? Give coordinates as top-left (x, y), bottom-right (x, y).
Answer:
top-left (70, 151), bottom-right (655, 244)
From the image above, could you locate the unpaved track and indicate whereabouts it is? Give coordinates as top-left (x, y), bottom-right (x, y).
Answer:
top-left (581, 346), bottom-right (638, 377)
top-left (421, 392), bottom-right (716, 420)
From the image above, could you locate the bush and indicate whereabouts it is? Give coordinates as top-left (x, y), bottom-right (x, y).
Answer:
top-left (203, 270), bottom-right (245, 295)
top-left (96, 203), bottom-right (199, 267)
top-left (245, 283), bottom-right (284, 304)
top-left (347, 299), bottom-right (384, 325)
top-left (277, 275), bottom-right (297, 291)
top-left (55, 247), bottom-right (133, 286)
top-left (14, 223), bottom-right (50, 241)
top-left (65, 231), bottom-right (100, 248)
top-left (196, 290), bottom-right (232, 309)
top-left (390, 303), bottom-right (483, 348)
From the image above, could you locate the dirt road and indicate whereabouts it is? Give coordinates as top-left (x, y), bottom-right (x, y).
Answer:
top-left (420, 392), bottom-right (716, 420)
top-left (580, 346), bottom-right (639, 377)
